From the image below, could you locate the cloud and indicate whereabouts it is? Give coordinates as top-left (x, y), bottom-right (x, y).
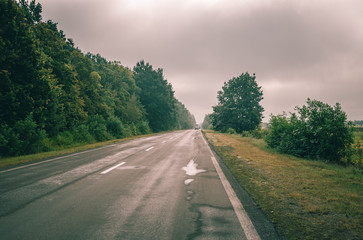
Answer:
top-left (39, 0), bottom-right (363, 122)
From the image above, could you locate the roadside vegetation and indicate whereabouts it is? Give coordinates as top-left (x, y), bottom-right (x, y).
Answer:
top-left (204, 130), bottom-right (362, 240)
top-left (266, 99), bottom-right (357, 167)
top-left (204, 69), bottom-right (362, 239)
top-left (0, 0), bottom-right (195, 160)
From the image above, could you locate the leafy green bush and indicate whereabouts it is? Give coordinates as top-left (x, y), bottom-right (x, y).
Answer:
top-left (128, 123), bottom-right (138, 136)
top-left (0, 114), bottom-right (47, 156)
top-left (0, 125), bottom-right (20, 156)
top-left (250, 128), bottom-right (269, 139)
top-left (106, 116), bottom-right (126, 138)
top-left (266, 99), bottom-right (354, 164)
top-left (226, 128), bottom-right (237, 134)
top-left (86, 115), bottom-right (112, 141)
top-left (136, 120), bottom-right (151, 135)
top-left (71, 125), bottom-right (95, 143)
top-left (54, 131), bottom-right (74, 147)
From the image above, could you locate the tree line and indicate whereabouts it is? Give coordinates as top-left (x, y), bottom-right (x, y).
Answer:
top-left (0, 0), bottom-right (195, 157)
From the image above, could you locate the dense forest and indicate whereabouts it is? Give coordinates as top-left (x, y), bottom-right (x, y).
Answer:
top-left (0, 0), bottom-right (195, 157)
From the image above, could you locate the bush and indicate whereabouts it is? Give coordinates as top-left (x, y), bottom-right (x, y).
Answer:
top-left (136, 120), bottom-right (151, 135)
top-left (0, 124), bottom-right (20, 156)
top-left (106, 116), bottom-right (126, 138)
top-left (250, 128), bottom-right (269, 139)
top-left (86, 115), bottom-right (112, 141)
top-left (266, 99), bottom-right (354, 164)
top-left (71, 125), bottom-right (94, 143)
top-left (0, 114), bottom-right (47, 156)
top-left (226, 128), bottom-right (237, 134)
top-left (54, 131), bottom-right (74, 147)
top-left (128, 123), bottom-right (138, 136)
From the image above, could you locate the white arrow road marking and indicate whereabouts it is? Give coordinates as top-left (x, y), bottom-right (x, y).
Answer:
top-left (101, 162), bottom-right (126, 174)
top-left (182, 160), bottom-right (206, 176)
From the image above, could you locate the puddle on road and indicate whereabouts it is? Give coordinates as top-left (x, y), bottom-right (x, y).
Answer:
top-left (186, 190), bottom-right (194, 201)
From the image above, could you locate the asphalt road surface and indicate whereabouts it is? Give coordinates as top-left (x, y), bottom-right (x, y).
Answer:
top-left (0, 130), bottom-right (280, 240)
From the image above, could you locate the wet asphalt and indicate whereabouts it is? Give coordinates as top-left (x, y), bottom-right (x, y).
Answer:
top-left (0, 130), bottom-right (280, 240)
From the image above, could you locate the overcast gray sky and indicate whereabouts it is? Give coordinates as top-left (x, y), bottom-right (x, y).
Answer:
top-left (38, 0), bottom-right (363, 123)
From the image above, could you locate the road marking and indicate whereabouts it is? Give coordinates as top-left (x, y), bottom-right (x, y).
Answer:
top-left (101, 162), bottom-right (126, 174)
top-left (182, 160), bottom-right (206, 176)
top-left (145, 146), bottom-right (154, 151)
top-left (202, 135), bottom-right (261, 240)
top-left (0, 145), bottom-right (115, 174)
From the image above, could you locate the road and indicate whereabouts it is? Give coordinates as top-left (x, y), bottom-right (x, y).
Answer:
top-left (0, 130), bottom-right (279, 240)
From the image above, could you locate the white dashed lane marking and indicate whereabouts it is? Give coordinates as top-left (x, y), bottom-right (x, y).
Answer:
top-left (145, 147), bottom-right (154, 152)
top-left (101, 162), bottom-right (126, 174)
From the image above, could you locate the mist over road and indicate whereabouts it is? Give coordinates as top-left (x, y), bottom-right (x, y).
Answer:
top-left (0, 130), bottom-right (278, 239)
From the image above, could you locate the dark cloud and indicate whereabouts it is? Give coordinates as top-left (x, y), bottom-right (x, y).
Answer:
top-left (39, 0), bottom-right (363, 122)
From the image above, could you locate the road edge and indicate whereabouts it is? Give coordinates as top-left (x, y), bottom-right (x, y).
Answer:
top-left (201, 130), bottom-right (281, 240)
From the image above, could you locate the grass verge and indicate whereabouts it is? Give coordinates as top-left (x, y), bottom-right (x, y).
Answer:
top-left (203, 130), bottom-right (362, 240)
top-left (0, 132), bottom-right (164, 169)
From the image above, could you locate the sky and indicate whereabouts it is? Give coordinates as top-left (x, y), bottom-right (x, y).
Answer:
top-left (38, 0), bottom-right (363, 123)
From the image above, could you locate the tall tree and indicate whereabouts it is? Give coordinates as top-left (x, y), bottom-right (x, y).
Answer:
top-left (211, 72), bottom-right (264, 133)
top-left (0, 0), bottom-right (51, 126)
top-left (175, 100), bottom-right (195, 129)
top-left (202, 114), bottom-right (213, 130)
top-left (133, 61), bottom-right (176, 132)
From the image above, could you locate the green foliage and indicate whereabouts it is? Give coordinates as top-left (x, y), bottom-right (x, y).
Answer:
top-left (54, 130), bottom-right (74, 147)
top-left (0, 0), bottom-right (52, 127)
top-left (106, 116), bottom-right (127, 138)
top-left (86, 115), bottom-right (112, 142)
top-left (241, 128), bottom-right (269, 139)
top-left (266, 99), bottom-right (354, 164)
top-left (136, 121), bottom-right (152, 135)
top-left (211, 72), bottom-right (264, 133)
top-left (202, 114), bottom-right (213, 130)
top-left (0, 114), bottom-right (46, 156)
top-left (17, 0), bottom-right (42, 23)
top-left (0, 0), bottom-right (192, 157)
top-left (226, 128), bottom-right (237, 134)
top-left (175, 100), bottom-right (196, 130)
top-left (353, 120), bottom-right (363, 126)
top-left (133, 61), bottom-right (177, 132)
top-left (71, 125), bottom-right (94, 143)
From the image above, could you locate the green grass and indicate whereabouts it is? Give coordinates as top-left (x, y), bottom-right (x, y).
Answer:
top-left (204, 130), bottom-right (363, 240)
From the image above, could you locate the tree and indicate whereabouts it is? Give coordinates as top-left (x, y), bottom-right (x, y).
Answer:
top-left (133, 61), bottom-right (177, 132)
top-left (266, 99), bottom-right (354, 164)
top-left (0, 0), bottom-right (192, 156)
top-left (202, 114), bottom-right (213, 130)
top-left (175, 100), bottom-right (196, 130)
top-left (211, 72), bottom-right (264, 133)
top-left (17, 0), bottom-right (42, 23)
top-left (0, 0), bottom-right (52, 126)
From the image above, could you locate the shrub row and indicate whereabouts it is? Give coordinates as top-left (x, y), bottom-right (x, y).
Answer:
top-left (265, 99), bottom-right (354, 164)
top-left (0, 114), bottom-right (151, 157)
